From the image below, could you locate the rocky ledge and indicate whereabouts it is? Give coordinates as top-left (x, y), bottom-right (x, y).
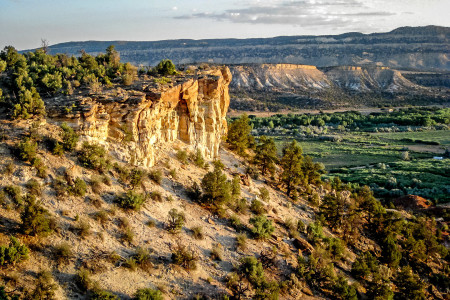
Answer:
top-left (45, 66), bottom-right (232, 167)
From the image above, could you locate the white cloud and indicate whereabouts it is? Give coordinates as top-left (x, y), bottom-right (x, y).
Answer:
top-left (175, 0), bottom-right (395, 28)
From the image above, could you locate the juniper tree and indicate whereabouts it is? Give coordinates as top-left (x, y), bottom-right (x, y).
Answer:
top-left (249, 215), bottom-right (274, 240)
top-left (106, 45), bottom-right (120, 68)
top-left (12, 87), bottom-right (45, 119)
top-left (21, 195), bottom-right (55, 236)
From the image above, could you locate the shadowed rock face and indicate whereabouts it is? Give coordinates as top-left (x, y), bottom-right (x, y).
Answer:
top-left (46, 67), bottom-right (232, 167)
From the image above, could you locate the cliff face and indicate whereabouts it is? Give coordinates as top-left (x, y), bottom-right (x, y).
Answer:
top-left (229, 64), bottom-right (419, 92)
top-left (231, 64), bottom-right (331, 90)
top-left (324, 66), bottom-right (417, 91)
top-left (47, 67), bottom-right (232, 167)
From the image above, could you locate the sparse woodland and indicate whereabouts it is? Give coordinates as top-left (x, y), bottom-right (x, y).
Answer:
top-left (0, 47), bottom-right (448, 300)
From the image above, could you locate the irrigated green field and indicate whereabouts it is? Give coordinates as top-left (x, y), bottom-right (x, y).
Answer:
top-left (274, 135), bottom-right (434, 169)
top-left (329, 159), bottom-right (450, 202)
top-left (251, 108), bottom-right (450, 203)
top-left (373, 130), bottom-right (450, 146)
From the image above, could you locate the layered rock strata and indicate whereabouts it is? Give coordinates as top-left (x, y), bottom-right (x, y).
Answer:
top-left (47, 67), bottom-right (232, 167)
top-left (230, 64), bottom-right (420, 92)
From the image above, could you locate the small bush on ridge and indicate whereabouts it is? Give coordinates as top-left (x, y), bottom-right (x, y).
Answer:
top-left (0, 236), bottom-right (29, 267)
top-left (167, 208), bottom-right (185, 234)
top-left (116, 190), bottom-right (146, 210)
top-left (250, 215), bottom-right (275, 240)
top-left (78, 142), bottom-right (109, 172)
top-left (171, 244), bottom-right (197, 270)
top-left (134, 288), bottom-right (163, 300)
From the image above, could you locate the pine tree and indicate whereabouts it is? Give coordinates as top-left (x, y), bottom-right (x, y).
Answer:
top-left (333, 275), bottom-right (358, 300)
top-left (227, 114), bottom-right (252, 156)
top-left (201, 164), bottom-right (231, 206)
top-left (231, 175), bottom-right (241, 199)
top-left (301, 155), bottom-right (324, 185)
top-left (381, 234), bottom-right (402, 268)
top-left (319, 193), bottom-right (346, 229)
top-left (279, 140), bottom-right (303, 197)
top-left (253, 136), bottom-right (277, 176)
top-left (395, 266), bottom-right (426, 300)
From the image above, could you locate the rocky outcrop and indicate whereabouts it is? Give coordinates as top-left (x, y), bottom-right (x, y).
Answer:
top-left (47, 67), bottom-right (232, 167)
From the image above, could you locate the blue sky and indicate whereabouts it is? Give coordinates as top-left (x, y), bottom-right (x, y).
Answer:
top-left (1, 0), bottom-right (448, 50)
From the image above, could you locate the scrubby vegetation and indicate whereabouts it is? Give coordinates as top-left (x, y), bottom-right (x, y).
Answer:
top-left (0, 45), bottom-right (135, 119)
top-left (166, 208), bottom-right (185, 234)
top-left (134, 288), bottom-right (163, 300)
top-left (116, 190), bottom-right (146, 210)
top-left (0, 236), bottom-right (29, 267)
top-left (171, 243), bottom-right (197, 270)
top-left (0, 46), bottom-right (448, 299)
top-left (78, 142), bottom-right (109, 172)
top-left (234, 107), bottom-right (450, 203)
top-left (20, 195), bottom-right (56, 236)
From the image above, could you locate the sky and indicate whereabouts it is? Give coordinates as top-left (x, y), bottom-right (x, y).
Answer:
top-left (1, 0), bottom-right (449, 50)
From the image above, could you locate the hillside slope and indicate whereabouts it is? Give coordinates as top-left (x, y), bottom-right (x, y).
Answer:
top-left (0, 47), bottom-right (448, 300)
top-left (1, 104), bottom-right (448, 300)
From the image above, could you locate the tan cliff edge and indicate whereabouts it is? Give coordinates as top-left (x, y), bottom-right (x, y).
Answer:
top-left (45, 66), bottom-right (232, 167)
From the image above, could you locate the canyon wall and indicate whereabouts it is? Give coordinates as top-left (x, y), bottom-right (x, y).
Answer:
top-left (48, 67), bottom-right (232, 167)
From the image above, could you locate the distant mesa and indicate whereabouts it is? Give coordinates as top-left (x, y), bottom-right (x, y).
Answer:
top-left (229, 63), bottom-right (417, 92)
top-left (23, 25), bottom-right (450, 71)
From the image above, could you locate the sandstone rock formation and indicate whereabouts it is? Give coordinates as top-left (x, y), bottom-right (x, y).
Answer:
top-left (46, 67), bottom-right (232, 167)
